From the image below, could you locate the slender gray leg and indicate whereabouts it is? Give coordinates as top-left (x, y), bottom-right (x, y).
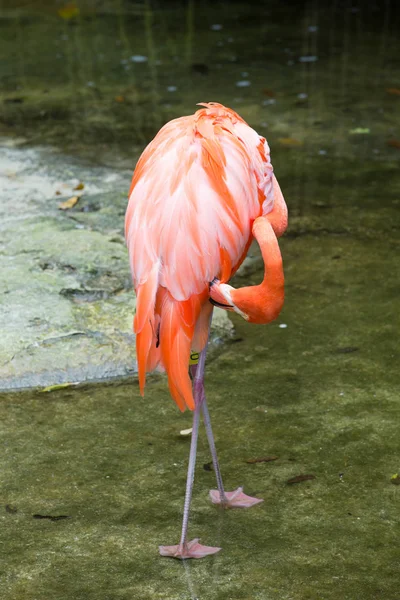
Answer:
top-left (159, 340), bottom-right (221, 558)
top-left (201, 397), bottom-right (227, 504)
top-left (179, 398), bottom-right (201, 548)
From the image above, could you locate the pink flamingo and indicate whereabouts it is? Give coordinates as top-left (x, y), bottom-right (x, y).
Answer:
top-left (125, 102), bottom-right (287, 559)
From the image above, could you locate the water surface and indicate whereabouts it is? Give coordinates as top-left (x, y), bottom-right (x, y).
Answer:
top-left (1, 1), bottom-right (399, 599)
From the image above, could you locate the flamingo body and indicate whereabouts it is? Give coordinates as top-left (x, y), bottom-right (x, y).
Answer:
top-left (125, 102), bottom-right (287, 411)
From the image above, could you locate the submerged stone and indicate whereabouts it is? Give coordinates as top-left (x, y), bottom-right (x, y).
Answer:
top-left (0, 142), bottom-right (233, 391)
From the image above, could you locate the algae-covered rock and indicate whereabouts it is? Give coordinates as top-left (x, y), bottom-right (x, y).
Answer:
top-left (0, 141), bottom-right (233, 390)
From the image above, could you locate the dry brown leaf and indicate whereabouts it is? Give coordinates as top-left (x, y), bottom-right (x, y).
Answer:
top-left (246, 456), bottom-right (279, 464)
top-left (58, 2), bottom-right (79, 20)
top-left (58, 196), bottom-right (80, 210)
top-left (262, 88), bottom-right (276, 97)
top-left (287, 474), bottom-right (316, 484)
top-left (115, 95), bottom-right (125, 103)
top-left (74, 182), bottom-right (84, 191)
top-left (386, 88), bottom-right (400, 96)
top-left (278, 137), bottom-right (303, 147)
top-left (387, 139), bottom-right (400, 149)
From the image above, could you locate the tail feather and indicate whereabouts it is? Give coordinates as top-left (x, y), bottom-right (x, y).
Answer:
top-left (135, 284), bottom-right (209, 411)
top-left (134, 264), bottom-right (159, 395)
top-left (136, 319), bottom-right (153, 395)
top-left (134, 262), bottom-right (159, 334)
top-left (159, 289), bottom-right (195, 411)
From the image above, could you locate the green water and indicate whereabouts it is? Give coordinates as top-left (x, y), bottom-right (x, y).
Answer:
top-left (1, 1), bottom-right (400, 599)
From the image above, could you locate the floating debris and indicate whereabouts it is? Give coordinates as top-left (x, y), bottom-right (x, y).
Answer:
top-left (73, 182), bottom-right (84, 191)
top-left (246, 456), bottom-right (279, 464)
top-left (131, 55), bottom-right (148, 63)
top-left (4, 97), bottom-right (24, 104)
top-left (308, 25), bottom-right (318, 33)
top-left (58, 2), bottom-right (79, 20)
top-left (386, 88), bottom-right (400, 96)
top-left (180, 428), bottom-right (192, 436)
top-left (277, 137), bottom-right (303, 147)
top-left (390, 474), bottom-right (400, 485)
top-left (262, 88), bottom-right (276, 97)
top-left (58, 196), bottom-right (80, 211)
top-left (335, 346), bottom-right (359, 354)
top-left (349, 128), bottom-right (370, 134)
top-left (167, 86), bottom-right (177, 92)
top-left (33, 514), bottom-right (71, 521)
top-left (262, 99), bottom-right (276, 106)
top-left (297, 93), bottom-right (308, 100)
top-left (287, 474), bottom-right (316, 484)
top-left (387, 139), bottom-right (400, 149)
top-left (299, 55), bottom-right (318, 63)
top-left (40, 382), bottom-right (78, 393)
top-left (279, 323), bottom-right (288, 328)
top-left (210, 24), bottom-right (223, 31)
top-left (318, 149), bottom-right (327, 155)
top-left (191, 63), bottom-right (209, 75)
top-left (236, 80), bottom-right (251, 88)
top-left (114, 95), bottom-right (125, 103)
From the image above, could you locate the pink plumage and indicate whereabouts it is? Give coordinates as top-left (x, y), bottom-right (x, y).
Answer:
top-left (125, 102), bottom-right (284, 411)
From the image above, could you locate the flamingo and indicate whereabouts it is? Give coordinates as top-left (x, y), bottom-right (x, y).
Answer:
top-left (125, 102), bottom-right (288, 559)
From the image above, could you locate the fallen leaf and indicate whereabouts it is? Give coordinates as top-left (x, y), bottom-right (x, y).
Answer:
top-left (390, 474), bottom-right (400, 485)
top-left (58, 196), bottom-right (80, 210)
top-left (114, 95), bottom-right (125, 103)
top-left (58, 2), bottom-right (79, 20)
top-left (40, 382), bottom-right (77, 393)
top-left (287, 474), bottom-right (316, 484)
top-left (246, 456), bottom-right (279, 464)
top-left (4, 97), bottom-right (24, 104)
top-left (335, 346), bottom-right (359, 354)
top-left (180, 428), bottom-right (192, 436)
top-left (262, 88), bottom-right (276, 97)
top-left (33, 514), bottom-right (71, 521)
top-left (74, 182), bottom-right (84, 191)
top-left (349, 128), bottom-right (370, 134)
top-left (387, 139), bottom-right (400, 149)
top-left (191, 63), bottom-right (209, 75)
top-left (278, 137), bottom-right (303, 147)
top-left (55, 190), bottom-right (62, 195)
top-left (386, 88), bottom-right (400, 96)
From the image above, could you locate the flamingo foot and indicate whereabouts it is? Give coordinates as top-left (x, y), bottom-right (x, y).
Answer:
top-left (209, 487), bottom-right (263, 508)
top-left (159, 538), bottom-right (222, 559)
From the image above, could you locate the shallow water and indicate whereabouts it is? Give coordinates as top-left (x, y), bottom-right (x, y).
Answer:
top-left (1, 1), bottom-right (400, 599)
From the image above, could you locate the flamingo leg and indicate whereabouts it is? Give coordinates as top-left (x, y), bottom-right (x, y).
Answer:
top-left (201, 397), bottom-right (227, 503)
top-left (201, 391), bottom-right (264, 509)
top-left (159, 343), bottom-right (221, 559)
